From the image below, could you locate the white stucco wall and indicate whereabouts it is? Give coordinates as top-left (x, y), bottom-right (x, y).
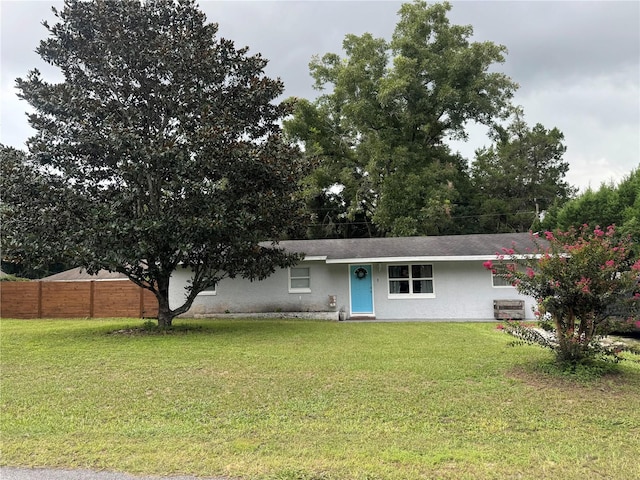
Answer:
top-left (170, 260), bottom-right (535, 320)
top-left (170, 261), bottom-right (350, 317)
top-left (368, 261), bottom-right (536, 320)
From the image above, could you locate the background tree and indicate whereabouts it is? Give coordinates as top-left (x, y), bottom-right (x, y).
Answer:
top-left (486, 225), bottom-right (640, 365)
top-left (285, 0), bottom-right (517, 237)
top-left (5, 0), bottom-right (307, 327)
top-left (470, 109), bottom-right (575, 233)
top-left (542, 168), bottom-right (639, 249)
top-left (0, 145), bottom-right (72, 278)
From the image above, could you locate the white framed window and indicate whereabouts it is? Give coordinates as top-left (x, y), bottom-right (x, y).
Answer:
top-left (388, 264), bottom-right (435, 298)
top-left (289, 267), bottom-right (311, 293)
top-left (197, 283), bottom-right (217, 296)
top-left (492, 264), bottom-right (515, 288)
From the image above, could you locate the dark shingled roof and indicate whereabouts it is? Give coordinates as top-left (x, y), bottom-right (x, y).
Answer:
top-left (277, 232), bottom-right (539, 262)
top-left (39, 234), bottom-right (539, 279)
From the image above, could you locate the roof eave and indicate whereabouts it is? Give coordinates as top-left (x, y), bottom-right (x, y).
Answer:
top-left (325, 255), bottom-right (493, 264)
top-left (301, 255), bottom-right (328, 261)
top-left (324, 254), bottom-right (538, 264)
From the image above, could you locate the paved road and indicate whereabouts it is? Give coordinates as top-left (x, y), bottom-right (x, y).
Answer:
top-left (0, 467), bottom-right (233, 480)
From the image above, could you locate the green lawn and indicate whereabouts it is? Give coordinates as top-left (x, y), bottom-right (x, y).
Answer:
top-left (1, 319), bottom-right (639, 480)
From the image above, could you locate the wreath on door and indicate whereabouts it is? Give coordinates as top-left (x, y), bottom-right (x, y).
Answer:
top-left (354, 267), bottom-right (368, 279)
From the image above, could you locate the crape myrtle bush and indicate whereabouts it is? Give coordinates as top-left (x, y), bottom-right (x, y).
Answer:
top-left (484, 225), bottom-right (640, 364)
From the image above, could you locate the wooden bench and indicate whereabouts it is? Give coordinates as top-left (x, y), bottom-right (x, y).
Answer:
top-left (493, 299), bottom-right (525, 320)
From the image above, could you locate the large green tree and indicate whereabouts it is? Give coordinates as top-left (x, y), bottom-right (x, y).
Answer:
top-left (4, 0), bottom-right (307, 327)
top-left (470, 109), bottom-right (575, 233)
top-left (285, 0), bottom-right (517, 237)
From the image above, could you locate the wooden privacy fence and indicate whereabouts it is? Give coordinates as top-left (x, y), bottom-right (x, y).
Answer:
top-left (0, 280), bottom-right (158, 319)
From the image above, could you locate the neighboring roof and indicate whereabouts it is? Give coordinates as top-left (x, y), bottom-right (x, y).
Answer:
top-left (277, 232), bottom-right (540, 263)
top-left (40, 267), bottom-right (129, 282)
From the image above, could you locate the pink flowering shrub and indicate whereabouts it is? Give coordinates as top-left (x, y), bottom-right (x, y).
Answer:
top-left (486, 224), bottom-right (640, 364)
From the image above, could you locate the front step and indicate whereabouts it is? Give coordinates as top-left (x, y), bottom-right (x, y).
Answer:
top-left (348, 315), bottom-right (376, 321)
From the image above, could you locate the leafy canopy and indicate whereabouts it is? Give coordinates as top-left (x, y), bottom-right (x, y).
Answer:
top-left (471, 109), bottom-right (574, 233)
top-left (285, 0), bottom-right (517, 237)
top-left (542, 168), bottom-right (640, 248)
top-left (4, 0), bottom-right (307, 326)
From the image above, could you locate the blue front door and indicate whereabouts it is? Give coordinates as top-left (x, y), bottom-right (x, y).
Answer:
top-left (350, 264), bottom-right (373, 315)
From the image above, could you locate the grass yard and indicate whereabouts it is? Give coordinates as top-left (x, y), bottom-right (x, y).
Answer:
top-left (1, 318), bottom-right (639, 480)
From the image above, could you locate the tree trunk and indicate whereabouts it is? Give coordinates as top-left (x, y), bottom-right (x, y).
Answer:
top-left (555, 309), bottom-right (589, 365)
top-left (554, 314), bottom-right (570, 361)
top-left (157, 299), bottom-right (173, 328)
top-left (155, 276), bottom-right (174, 328)
top-left (149, 271), bottom-right (204, 328)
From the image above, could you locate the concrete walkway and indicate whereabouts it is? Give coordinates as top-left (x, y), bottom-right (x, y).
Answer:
top-left (0, 467), bottom-right (233, 480)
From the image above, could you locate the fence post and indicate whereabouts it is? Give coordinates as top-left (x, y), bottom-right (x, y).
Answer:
top-left (139, 285), bottom-right (144, 318)
top-left (89, 280), bottom-right (95, 318)
top-left (37, 281), bottom-right (43, 318)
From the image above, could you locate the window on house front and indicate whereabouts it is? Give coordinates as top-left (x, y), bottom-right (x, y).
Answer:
top-left (197, 283), bottom-right (217, 295)
top-left (492, 264), bottom-right (514, 287)
top-left (388, 264), bottom-right (434, 297)
top-left (289, 267), bottom-right (311, 293)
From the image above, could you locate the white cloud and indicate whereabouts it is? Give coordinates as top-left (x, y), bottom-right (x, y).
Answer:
top-left (515, 68), bottom-right (639, 191)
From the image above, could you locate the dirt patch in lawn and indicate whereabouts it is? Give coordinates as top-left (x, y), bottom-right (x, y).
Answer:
top-left (107, 324), bottom-right (204, 336)
top-left (506, 364), bottom-right (637, 397)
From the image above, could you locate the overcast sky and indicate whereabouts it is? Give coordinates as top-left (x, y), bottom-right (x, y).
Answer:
top-left (1, 0), bottom-right (638, 191)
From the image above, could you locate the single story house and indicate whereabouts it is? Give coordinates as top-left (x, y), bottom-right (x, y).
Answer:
top-left (170, 232), bottom-right (540, 321)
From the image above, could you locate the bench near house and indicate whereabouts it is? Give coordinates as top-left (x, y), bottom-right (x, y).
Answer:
top-left (170, 232), bottom-right (536, 321)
